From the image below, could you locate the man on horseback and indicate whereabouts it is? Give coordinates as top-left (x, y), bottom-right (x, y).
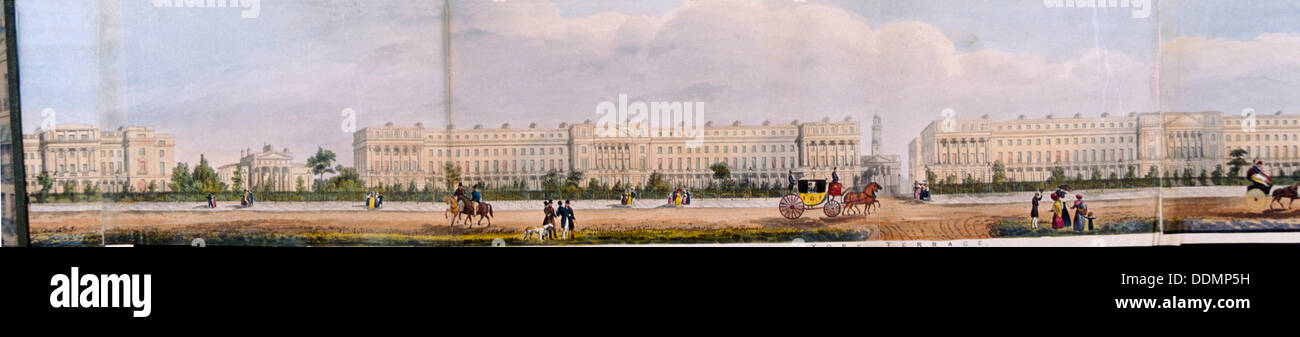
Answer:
top-left (453, 183), bottom-right (466, 210)
top-left (1247, 160), bottom-right (1272, 196)
top-left (470, 184), bottom-right (482, 213)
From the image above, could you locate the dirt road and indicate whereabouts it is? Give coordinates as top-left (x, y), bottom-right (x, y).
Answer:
top-left (32, 196), bottom-right (1232, 241)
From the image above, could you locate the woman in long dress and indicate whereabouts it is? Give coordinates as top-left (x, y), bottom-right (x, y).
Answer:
top-left (1073, 195), bottom-right (1087, 231)
top-left (1050, 194), bottom-right (1065, 229)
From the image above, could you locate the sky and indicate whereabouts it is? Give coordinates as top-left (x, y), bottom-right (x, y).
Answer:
top-left (15, 0), bottom-right (1300, 178)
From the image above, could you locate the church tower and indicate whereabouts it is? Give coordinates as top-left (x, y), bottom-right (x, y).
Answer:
top-left (872, 114), bottom-right (882, 156)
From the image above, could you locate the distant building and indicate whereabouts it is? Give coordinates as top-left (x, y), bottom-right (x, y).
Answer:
top-left (353, 118), bottom-right (866, 190)
top-left (908, 111), bottom-right (1300, 184)
top-left (22, 125), bottom-right (175, 193)
top-left (218, 145), bottom-right (313, 192)
top-left (859, 114), bottom-right (903, 195)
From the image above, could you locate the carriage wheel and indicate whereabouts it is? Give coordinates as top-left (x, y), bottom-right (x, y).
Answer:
top-left (1244, 189), bottom-right (1272, 212)
top-left (779, 194), bottom-right (805, 219)
top-left (824, 199), bottom-right (842, 218)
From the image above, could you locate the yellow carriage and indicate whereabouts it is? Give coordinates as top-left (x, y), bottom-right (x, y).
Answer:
top-left (779, 179), bottom-right (843, 219)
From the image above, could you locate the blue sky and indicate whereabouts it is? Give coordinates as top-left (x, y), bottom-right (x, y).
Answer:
top-left (15, 0), bottom-right (1300, 174)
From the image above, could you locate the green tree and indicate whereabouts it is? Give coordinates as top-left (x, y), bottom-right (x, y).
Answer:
top-left (169, 162), bottom-right (194, 193)
top-left (541, 169), bottom-right (562, 191)
top-left (1049, 167), bottom-right (1068, 184)
top-left (36, 171), bottom-right (53, 201)
top-left (646, 171), bottom-right (668, 193)
top-left (1145, 166), bottom-right (1159, 180)
top-left (307, 147), bottom-right (337, 190)
top-left (991, 161), bottom-right (1007, 185)
top-left (710, 162), bottom-right (731, 181)
top-left (147, 181), bottom-right (158, 193)
top-left (564, 170), bottom-right (585, 189)
top-left (924, 167), bottom-right (937, 187)
top-left (296, 176), bottom-right (306, 192)
top-left (1227, 148), bottom-right (1250, 178)
top-left (1211, 165), bottom-right (1225, 185)
top-left (442, 162), bottom-right (461, 191)
top-left (322, 167), bottom-right (363, 192)
top-left (62, 181), bottom-right (77, 201)
top-left (1090, 168), bottom-right (1103, 182)
top-left (191, 155), bottom-right (224, 192)
top-left (1198, 169), bottom-right (1209, 186)
top-left (1124, 166), bottom-right (1138, 180)
top-left (231, 166), bottom-right (244, 192)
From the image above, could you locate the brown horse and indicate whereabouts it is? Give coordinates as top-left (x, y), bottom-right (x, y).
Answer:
top-left (843, 182), bottom-right (882, 216)
top-left (445, 196), bottom-right (460, 219)
top-left (446, 196), bottom-right (495, 227)
top-left (1272, 184), bottom-right (1299, 210)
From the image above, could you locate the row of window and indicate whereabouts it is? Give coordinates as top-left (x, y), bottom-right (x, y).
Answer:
top-left (990, 136), bottom-right (1135, 148)
top-left (372, 159), bottom-right (568, 175)
top-left (370, 146), bottom-right (566, 158)
top-left (1226, 133), bottom-right (1298, 142)
top-left (996, 121), bottom-right (1137, 131)
top-left (31, 147), bottom-right (159, 160)
top-left (369, 125), bottom-right (854, 141)
top-left (370, 129), bottom-right (568, 140)
top-left (1231, 145), bottom-right (1300, 159)
top-left (28, 160), bottom-right (162, 177)
top-left (1228, 119), bottom-right (1300, 126)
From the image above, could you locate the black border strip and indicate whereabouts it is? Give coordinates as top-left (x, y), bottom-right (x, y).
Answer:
top-left (4, 0), bottom-right (28, 246)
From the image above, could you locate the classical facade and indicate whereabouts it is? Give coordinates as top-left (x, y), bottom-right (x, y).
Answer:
top-left (22, 125), bottom-right (175, 193)
top-left (353, 117), bottom-right (865, 190)
top-left (217, 145), bottom-right (313, 192)
top-left (909, 111), bottom-right (1300, 184)
top-left (859, 114), bottom-right (904, 195)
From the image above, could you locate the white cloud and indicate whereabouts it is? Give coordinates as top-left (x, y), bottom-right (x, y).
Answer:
top-left (1160, 33), bottom-right (1300, 114)
top-left (449, 0), bottom-right (1160, 177)
top-left (64, 0), bottom-right (1299, 177)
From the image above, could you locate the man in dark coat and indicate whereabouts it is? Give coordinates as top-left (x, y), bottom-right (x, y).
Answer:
top-left (453, 183), bottom-right (466, 210)
top-left (1247, 161), bottom-right (1272, 195)
top-left (556, 199), bottom-right (571, 235)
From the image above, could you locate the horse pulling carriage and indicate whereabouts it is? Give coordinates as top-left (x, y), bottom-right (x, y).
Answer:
top-left (779, 179), bottom-right (843, 219)
top-left (1244, 173), bottom-right (1300, 211)
top-left (778, 180), bottom-right (884, 219)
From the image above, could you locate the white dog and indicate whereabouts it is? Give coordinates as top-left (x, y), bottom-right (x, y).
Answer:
top-left (522, 225), bottom-right (553, 241)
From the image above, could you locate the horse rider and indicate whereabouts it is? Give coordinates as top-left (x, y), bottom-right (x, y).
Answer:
top-left (453, 183), bottom-right (466, 210)
top-left (470, 184), bottom-right (483, 212)
top-left (1247, 160), bottom-right (1272, 195)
